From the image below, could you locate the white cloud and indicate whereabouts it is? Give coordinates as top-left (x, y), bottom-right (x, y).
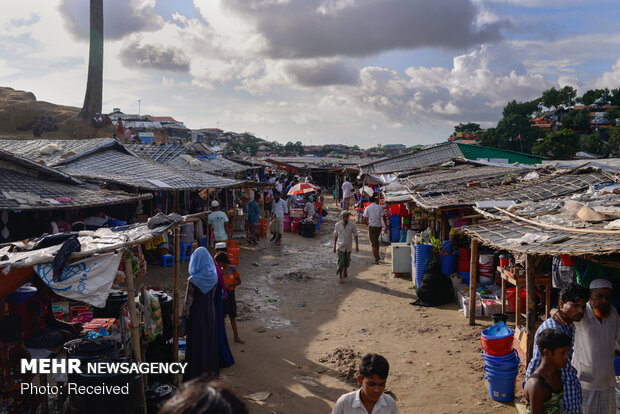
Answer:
top-left (595, 57), bottom-right (620, 89)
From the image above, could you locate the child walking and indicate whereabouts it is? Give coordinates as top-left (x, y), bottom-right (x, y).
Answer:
top-left (523, 329), bottom-right (569, 414)
top-left (214, 252), bottom-right (245, 344)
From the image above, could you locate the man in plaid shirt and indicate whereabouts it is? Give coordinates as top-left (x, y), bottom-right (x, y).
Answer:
top-left (525, 283), bottom-right (589, 414)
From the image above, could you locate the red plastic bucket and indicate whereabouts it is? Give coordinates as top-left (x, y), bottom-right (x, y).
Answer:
top-left (499, 255), bottom-right (509, 268)
top-left (481, 332), bottom-right (515, 357)
top-left (457, 260), bottom-right (470, 272)
top-left (506, 288), bottom-right (526, 313)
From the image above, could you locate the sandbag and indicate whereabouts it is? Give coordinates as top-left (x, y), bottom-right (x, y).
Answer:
top-left (415, 261), bottom-right (455, 306)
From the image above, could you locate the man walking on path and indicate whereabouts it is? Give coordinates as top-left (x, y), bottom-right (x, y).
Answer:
top-left (342, 177), bottom-right (354, 210)
top-left (270, 190), bottom-right (288, 246)
top-left (333, 210), bottom-right (358, 284)
top-left (363, 196), bottom-right (385, 264)
top-left (208, 200), bottom-right (229, 243)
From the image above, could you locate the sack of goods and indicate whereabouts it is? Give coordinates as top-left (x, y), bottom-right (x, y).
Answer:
top-left (415, 261), bottom-right (455, 306)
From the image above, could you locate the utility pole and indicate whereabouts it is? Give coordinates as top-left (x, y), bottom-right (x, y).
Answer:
top-left (138, 99), bottom-right (141, 117)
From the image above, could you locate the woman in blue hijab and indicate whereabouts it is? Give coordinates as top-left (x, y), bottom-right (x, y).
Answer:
top-left (183, 247), bottom-right (220, 380)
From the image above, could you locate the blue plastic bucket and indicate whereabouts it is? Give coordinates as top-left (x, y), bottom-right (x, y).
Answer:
top-left (485, 366), bottom-right (518, 402)
top-left (442, 240), bottom-right (453, 254)
top-left (414, 244), bottom-right (432, 286)
top-left (458, 271), bottom-right (470, 285)
top-left (439, 254), bottom-right (457, 276)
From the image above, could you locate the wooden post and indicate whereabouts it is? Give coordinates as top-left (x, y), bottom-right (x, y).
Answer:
top-left (172, 226), bottom-right (180, 385)
top-left (440, 214), bottom-right (448, 241)
top-left (525, 254), bottom-right (536, 363)
top-left (124, 253), bottom-right (148, 414)
top-left (501, 275), bottom-right (507, 314)
top-left (468, 238), bottom-right (479, 326)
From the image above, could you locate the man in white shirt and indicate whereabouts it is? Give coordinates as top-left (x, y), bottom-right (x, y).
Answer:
top-left (304, 196), bottom-right (316, 219)
top-left (363, 196), bottom-right (385, 264)
top-left (333, 210), bottom-right (358, 284)
top-left (572, 279), bottom-right (620, 413)
top-left (270, 191), bottom-right (288, 245)
top-left (332, 353), bottom-right (399, 414)
top-left (342, 177), bottom-right (354, 210)
top-left (207, 200), bottom-right (229, 242)
top-left (275, 178), bottom-right (283, 194)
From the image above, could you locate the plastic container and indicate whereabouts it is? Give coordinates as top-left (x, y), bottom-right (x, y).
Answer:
top-left (70, 305), bottom-right (90, 319)
top-left (54, 311), bottom-right (64, 321)
top-left (439, 254), bottom-right (457, 276)
top-left (7, 286), bottom-right (38, 304)
top-left (77, 312), bottom-right (94, 323)
top-left (459, 248), bottom-right (471, 260)
top-left (291, 220), bottom-right (300, 234)
top-left (442, 241), bottom-right (453, 254)
top-left (399, 229), bottom-right (408, 243)
top-left (499, 255), bottom-right (510, 268)
top-left (479, 253), bottom-right (495, 280)
top-left (483, 350), bottom-right (520, 371)
top-left (413, 244), bottom-right (433, 286)
top-left (481, 323), bottom-right (515, 357)
top-left (458, 271), bottom-right (470, 285)
top-left (485, 366), bottom-right (518, 402)
top-left (227, 240), bottom-right (240, 249)
top-left (457, 260), bottom-right (470, 272)
top-left (506, 288), bottom-right (527, 313)
top-left (228, 248), bottom-right (240, 266)
top-left (479, 275), bottom-right (494, 285)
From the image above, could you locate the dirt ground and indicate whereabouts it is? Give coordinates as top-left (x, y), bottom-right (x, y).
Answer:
top-left (147, 201), bottom-right (520, 414)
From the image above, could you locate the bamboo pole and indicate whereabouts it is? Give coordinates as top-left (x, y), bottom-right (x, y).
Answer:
top-left (123, 253), bottom-right (148, 414)
top-left (525, 254), bottom-right (536, 363)
top-left (172, 227), bottom-right (180, 386)
top-left (468, 238), bottom-right (479, 326)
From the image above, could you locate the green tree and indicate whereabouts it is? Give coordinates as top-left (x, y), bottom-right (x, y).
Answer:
top-left (453, 122), bottom-right (481, 135)
top-left (502, 99), bottom-right (541, 118)
top-left (562, 108), bottom-right (591, 132)
top-left (245, 141), bottom-right (258, 156)
top-left (559, 86), bottom-right (577, 107)
top-left (294, 141), bottom-right (305, 155)
top-left (608, 126), bottom-right (620, 154)
top-left (579, 90), bottom-right (598, 106)
top-left (542, 87), bottom-right (562, 109)
top-left (532, 129), bottom-right (580, 159)
top-left (604, 107), bottom-right (620, 126)
top-left (582, 130), bottom-right (604, 154)
top-left (477, 114), bottom-right (541, 153)
top-left (610, 88), bottom-right (620, 107)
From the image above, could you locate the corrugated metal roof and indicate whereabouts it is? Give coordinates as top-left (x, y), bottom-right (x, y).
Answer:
top-left (0, 149), bottom-right (150, 210)
top-left (457, 143), bottom-right (546, 165)
top-left (0, 138), bottom-right (117, 167)
top-left (125, 143), bottom-right (249, 174)
top-left (59, 149), bottom-right (254, 191)
top-left (265, 156), bottom-right (365, 170)
top-left (360, 143), bottom-right (464, 174)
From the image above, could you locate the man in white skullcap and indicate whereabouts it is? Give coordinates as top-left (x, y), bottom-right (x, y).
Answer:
top-left (572, 279), bottom-right (620, 413)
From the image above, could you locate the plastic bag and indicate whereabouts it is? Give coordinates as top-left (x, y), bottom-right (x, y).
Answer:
top-left (141, 289), bottom-right (163, 341)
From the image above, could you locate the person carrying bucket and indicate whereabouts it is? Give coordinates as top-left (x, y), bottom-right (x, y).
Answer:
top-left (523, 329), bottom-right (570, 414)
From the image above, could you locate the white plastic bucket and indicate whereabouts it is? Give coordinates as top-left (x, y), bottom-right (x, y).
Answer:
top-left (406, 230), bottom-right (415, 244)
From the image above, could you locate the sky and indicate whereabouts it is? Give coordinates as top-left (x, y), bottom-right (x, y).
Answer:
top-left (1, 1), bottom-right (620, 147)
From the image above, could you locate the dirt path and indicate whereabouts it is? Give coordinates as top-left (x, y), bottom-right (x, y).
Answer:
top-left (148, 204), bottom-right (519, 413)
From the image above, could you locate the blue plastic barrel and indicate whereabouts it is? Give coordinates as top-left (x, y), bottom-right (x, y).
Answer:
top-left (439, 254), bottom-right (456, 276)
top-left (485, 366), bottom-right (518, 402)
top-left (442, 240), bottom-right (453, 254)
top-left (458, 271), bottom-right (470, 285)
top-left (414, 244), bottom-right (432, 286)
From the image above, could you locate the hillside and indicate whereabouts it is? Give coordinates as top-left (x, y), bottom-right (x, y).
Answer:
top-left (0, 86), bottom-right (112, 139)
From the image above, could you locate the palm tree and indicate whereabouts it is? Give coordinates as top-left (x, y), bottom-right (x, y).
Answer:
top-left (79, 0), bottom-right (103, 119)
